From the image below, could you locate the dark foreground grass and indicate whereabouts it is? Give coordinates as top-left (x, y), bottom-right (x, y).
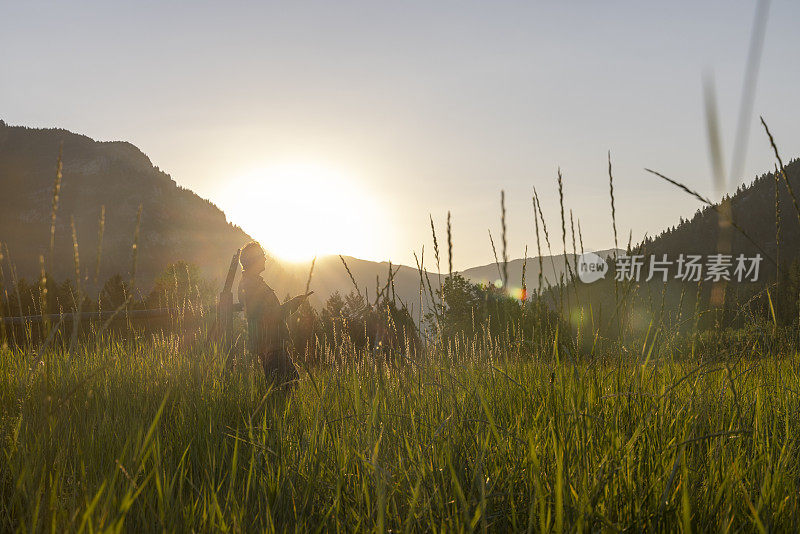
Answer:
top-left (2, 336), bottom-right (800, 532)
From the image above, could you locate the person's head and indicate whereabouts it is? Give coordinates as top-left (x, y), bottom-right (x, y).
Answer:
top-left (240, 241), bottom-right (267, 274)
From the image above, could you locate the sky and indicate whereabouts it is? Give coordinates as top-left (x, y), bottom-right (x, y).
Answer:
top-left (2, 1), bottom-right (799, 269)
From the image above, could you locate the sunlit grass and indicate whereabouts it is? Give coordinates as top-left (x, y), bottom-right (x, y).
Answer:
top-left (2, 334), bottom-right (800, 531)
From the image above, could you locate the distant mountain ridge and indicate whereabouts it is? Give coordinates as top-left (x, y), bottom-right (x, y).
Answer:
top-left (0, 119), bottom-right (260, 294)
top-left (0, 121), bottom-right (450, 311)
top-left (0, 120), bottom-right (614, 314)
top-left (459, 249), bottom-right (621, 290)
top-left (643, 158), bottom-right (800, 276)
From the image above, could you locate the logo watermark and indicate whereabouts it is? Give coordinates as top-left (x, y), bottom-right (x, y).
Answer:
top-left (577, 252), bottom-right (609, 283)
top-left (576, 253), bottom-right (763, 284)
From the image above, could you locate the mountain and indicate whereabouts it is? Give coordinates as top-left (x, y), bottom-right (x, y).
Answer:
top-left (294, 255), bottom-right (432, 316)
top-left (643, 158), bottom-right (800, 275)
top-left (0, 119), bottom-right (624, 316)
top-left (0, 121), bottom-right (460, 313)
top-left (459, 249), bottom-right (621, 290)
top-left (0, 120), bottom-right (287, 295)
top-left (558, 159), bottom-right (800, 336)
top-left (0, 121), bottom-right (450, 313)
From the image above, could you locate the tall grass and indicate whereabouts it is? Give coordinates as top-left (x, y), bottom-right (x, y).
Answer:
top-left (3, 329), bottom-right (800, 531)
top-left (2, 47), bottom-right (799, 527)
top-left (2, 186), bottom-right (799, 531)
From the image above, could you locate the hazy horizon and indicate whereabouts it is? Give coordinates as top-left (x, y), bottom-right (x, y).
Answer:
top-left (3, 1), bottom-right (799, 269)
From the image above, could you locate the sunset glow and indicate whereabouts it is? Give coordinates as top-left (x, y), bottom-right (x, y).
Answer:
top-left (215, 163), bottom-right (391, 263)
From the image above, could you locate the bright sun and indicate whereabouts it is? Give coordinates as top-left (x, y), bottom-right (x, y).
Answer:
top-left (215, 163), bottom-right (390, 263)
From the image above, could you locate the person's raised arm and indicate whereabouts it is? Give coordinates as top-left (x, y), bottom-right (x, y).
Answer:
top-left (281, 291), bottom-right (314, 318)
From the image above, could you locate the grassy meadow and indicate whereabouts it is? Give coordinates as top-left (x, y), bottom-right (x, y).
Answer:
top-left (2, 323), bottom-right (800, 532)
top-left (7, 2), bottom-right (800, 530)
top-left (2, 120), bottom-right (799, 531)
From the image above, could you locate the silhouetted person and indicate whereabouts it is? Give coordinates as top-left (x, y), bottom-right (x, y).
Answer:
top-left (237, 242), bottom-right (311, 388)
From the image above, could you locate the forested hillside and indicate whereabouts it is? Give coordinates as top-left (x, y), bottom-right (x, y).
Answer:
top-left (0, 120), bottom-right (263, 294)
